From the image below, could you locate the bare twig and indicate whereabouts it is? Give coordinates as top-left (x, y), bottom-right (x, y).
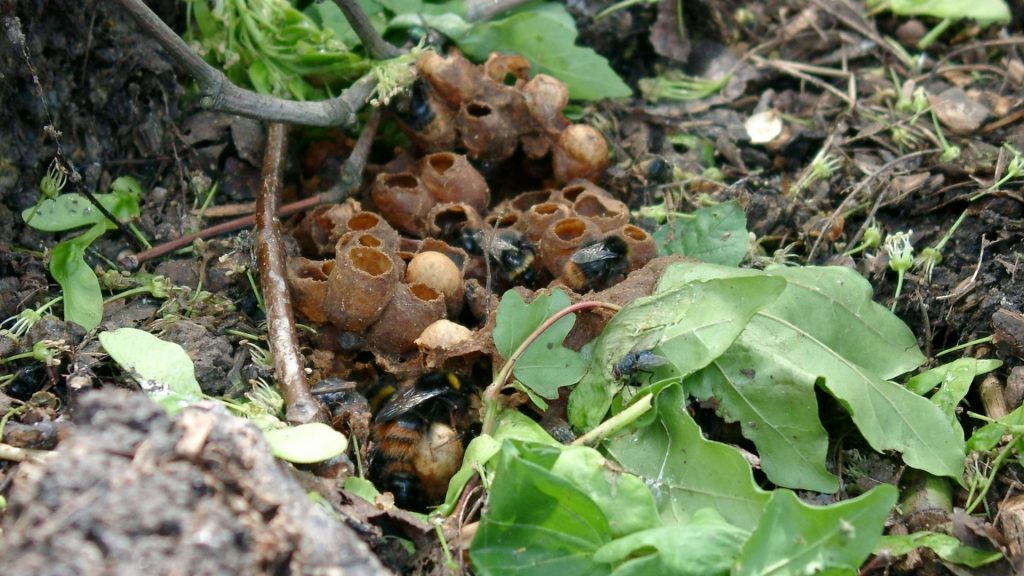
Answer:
top-left (121, 107), bottom-right (383, 269)
top-left (332, 0), bottom-right (401, 59)
top-left (113, 0), bottom-right (375, 126)
top-left (256, 123), bottom-right (323, 425)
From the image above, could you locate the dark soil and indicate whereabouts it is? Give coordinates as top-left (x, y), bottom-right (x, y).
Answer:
top-left (1, 0), bottom-right (1023, 574)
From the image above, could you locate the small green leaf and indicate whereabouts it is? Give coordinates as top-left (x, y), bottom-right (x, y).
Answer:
top-left (344, 476), bottom-right (383, 504)
top-left (907, 358), bottom-right (1002, 395)
top-left (606, 386), bottom-right (771, 528)
top-left (470, 441), bottom-right (615, 576)
top-left (264, 423), bottom-right (348, 464)
top-left (493, 289), bottom-right (585, 399)
top-left (446, 3), bottom-right (631, 101)
top-left (99, 327), bottom-right (204, 412)
top-left (24, 185), bottom-right (141, 232)
top-left (594, 509), bottom-right (748, 576)
top-left (653, 201), bottom-right (749, 266)
top-left (875, 532), bottom-right (1003, 568)
top-left (735, 485), bottom-right (898, 576)
top-left (50, 223), bottom-right (107, 331)
top-left (967, 404), bottom-right (1024, 451)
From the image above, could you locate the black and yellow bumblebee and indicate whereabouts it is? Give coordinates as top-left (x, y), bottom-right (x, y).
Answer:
top-left (368, 372), bottom-right (473, 511)
top-left (458, 227), bottom-right (537, 287)
top-left (563, 235), bottom-right (630, 292)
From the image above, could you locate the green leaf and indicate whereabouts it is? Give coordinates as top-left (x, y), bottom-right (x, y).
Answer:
top-left (493, 289), bottom-right (586, 399)
top-left (594, 509), bottom-right (748, 576)
top-left (569, 275), bottom-right (784, 431)
top-left (876, 532), bottom-right (1003, 568)
top-left (470, 441), bottom-right (615, 576)
top-left (50, 222), bottom-right (107, 331)
top-left (446, 3), bottom-right (631, 101)
top-left (663, 263), bottom-right (964, 488)
top-left (24, 183), bottom-right (141, 232)
top-left (606, 386), bottom-right (771, 528)
top-left (99, 327), bottom-right (204, 412)
top-left (344, 476), bottom-right (383, 504)
top-left (264, 423), bottom-right (348, 464)
top-left (967, 404), bottom-right (1024, 452)
top-left (653, 201), bottom-right (749, 266)
top-left (736, 485), bottom-right (897, 576)
top-left (886, 0), bottom-right (1010, 24)
top-left (907, 357), bottom-right (1002, 395)
top-left (551, 447), bottom-right (660, 538)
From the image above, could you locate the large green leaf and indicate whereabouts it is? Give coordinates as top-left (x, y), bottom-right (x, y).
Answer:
top-left (470, 441), bottom-right (617, 576)
top-left (606, 386), bottom-right (771, 528)
top-left (735, 485), bottom-right (897, 576)
top-left (661, 263), bottom-right (964, 488)
top-left (875, 532), bottom-right (1003, 568)
top-left (568, 275), bottom-right (784, 430)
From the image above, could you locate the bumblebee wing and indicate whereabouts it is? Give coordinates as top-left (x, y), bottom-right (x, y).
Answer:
top-left (374, 386), bottom-right (451, 423)
top-left (570, 243), bottom-right (618, 265)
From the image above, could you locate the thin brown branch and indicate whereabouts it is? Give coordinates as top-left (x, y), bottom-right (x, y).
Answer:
top-left (113, 0), bottom-right (375, 126)
top-left (121, 107), bottom-right (384, 269)
top-left (256, 123), bottom-right (324, 425)
top-left (332, 0), bottom-right (401, 59)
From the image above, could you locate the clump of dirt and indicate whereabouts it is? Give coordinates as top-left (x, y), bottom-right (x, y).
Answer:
top-left (0, 389), bottom-right (386, 576)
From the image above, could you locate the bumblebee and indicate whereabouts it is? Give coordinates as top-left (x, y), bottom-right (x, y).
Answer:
top-left (459, 228), bottom-right (537, 286)
top-left (563, 235), bottom-right (630, 292)
top-left (368, 372), bottom-right (472, 511)
top-left (613, 349), bottom-right (668, 386)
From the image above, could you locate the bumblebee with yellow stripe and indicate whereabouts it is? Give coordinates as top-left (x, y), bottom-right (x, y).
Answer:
top-left (368, 372), bottom-right (471, 511)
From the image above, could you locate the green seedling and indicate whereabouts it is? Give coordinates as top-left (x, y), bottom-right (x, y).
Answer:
top-left (931, 110), bottom-right (961, 162)
top-left (793, 148), bottom-right (842, 194)
top-left (979, 143), bottom-right (1024, 199)
top-left (0, 339), bottom-right (70, 367)
top-left (23, 161), bottom-right (68, 225)
top-left (843, 222), bottom-right (883, 256)
top-left (639, 71), bottom-right (731, 103)
top-left (22, 176), bottom-right (142, 331)
top-left (884, 229), bottom-right (915, 311)
top-left (867, 0), bottom-right (1011, 49)
top-left (0, 297), bottom-right (62, 342)
top-left (914, 209), bottom-right (968, 282)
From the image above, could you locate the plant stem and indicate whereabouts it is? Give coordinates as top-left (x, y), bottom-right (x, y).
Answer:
top-left (332, 0), bottom-right (401, 59)
top-left (114, 0), bottom-right (376, 126)
top-left (917, 18), bottom-right (952, 51)
top-left (571, 394), bottom-right (653, 446)
top-left (481, 300), bottom-right (621, 435)
top-left (935, 335), bottom-right (994, 357)
top-left (256, 123), bottom-right (323, 425)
